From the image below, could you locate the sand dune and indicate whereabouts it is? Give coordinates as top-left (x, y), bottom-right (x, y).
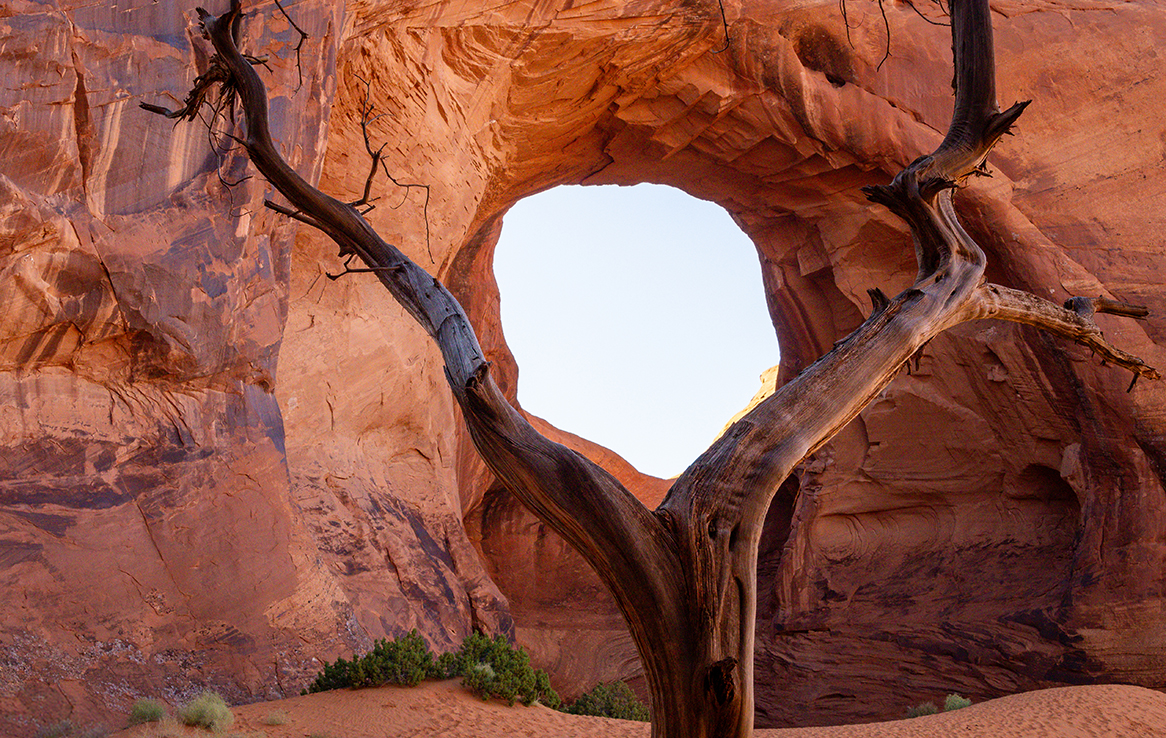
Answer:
top-left (114, 681), bottom-right (1166, 738)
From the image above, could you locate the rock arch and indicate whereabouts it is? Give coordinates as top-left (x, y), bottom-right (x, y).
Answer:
top-left (278, 0), bottom-right (1166, 725)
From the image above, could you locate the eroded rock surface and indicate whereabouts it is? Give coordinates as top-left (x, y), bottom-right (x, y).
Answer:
top-left (2, 0), bottom-right (1166, 734)
top-left (0, 1), bottom-right (506, 734)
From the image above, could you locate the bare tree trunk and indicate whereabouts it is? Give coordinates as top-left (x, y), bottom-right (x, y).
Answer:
top-left (145, 1), bottom-right (1156, 736)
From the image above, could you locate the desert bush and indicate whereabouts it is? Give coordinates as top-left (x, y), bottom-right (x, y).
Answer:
top-left (304, 630), bottom-right (436, 693)
top-left (943, 693), bottom-right (972, 711)
top-left (302, 655), bottom-right (353, 694)
top-left (260, 710), bottom-right (288, 725)
top-left (350, 630), bottom-right (435, 688)
top-left (561, 681), bottom-right (649, 721)
top-left (905, 701), bottom-right (939, 718)
top-left (303, 631), bottom-right (559, 708)
top-left (129, 699), bottom-right (167, 725)
top-left (454, 633), bottom-right (560, 707)
top-left (177, 691), bottom-right (234, 733)
top-left (430, 649), bottom-right (462, 680)
top-left (905, 693), bottom-right (972, 719)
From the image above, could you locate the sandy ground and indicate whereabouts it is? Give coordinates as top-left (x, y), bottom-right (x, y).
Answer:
top-left (113, 680), bottom-right (1166, 738)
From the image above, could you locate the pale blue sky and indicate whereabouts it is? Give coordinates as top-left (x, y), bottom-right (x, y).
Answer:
top-left (493, 184), bottom-right (780, 478)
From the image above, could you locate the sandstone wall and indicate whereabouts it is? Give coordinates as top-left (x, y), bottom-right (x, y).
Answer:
top-left (0, 2), bottom-right (357, 733)
top-left (2, 0), bottom-right (1165, 734)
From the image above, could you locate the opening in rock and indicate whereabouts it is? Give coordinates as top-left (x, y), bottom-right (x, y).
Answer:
top-left (494, 184), bottom-right (779, 478)
top-left (757, 475), bottom-right (799, 622)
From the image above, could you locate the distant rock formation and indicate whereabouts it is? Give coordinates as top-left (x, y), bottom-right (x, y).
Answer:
top-left (2, 0), bottom-right (1164, 735)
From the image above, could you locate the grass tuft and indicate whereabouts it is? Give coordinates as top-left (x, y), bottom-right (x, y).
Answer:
top-left (129, 699), bottom-right (168, 725)
top-left (177, 691), bottom-right (234, 733)
top-left (35, 721), bottom-right (74, 738)
top-left (34, 721), bottom-right (107, 738)
top-left (144, 716), bottom-right (185, 738)
top-left (260, 710), bottom-right (289, 726)
top-left (905, 701), bottom-right (939, 718)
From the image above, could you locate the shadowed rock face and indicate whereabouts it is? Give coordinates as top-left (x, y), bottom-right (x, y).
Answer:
top-left (2, 0), bottom-right (1165, 734)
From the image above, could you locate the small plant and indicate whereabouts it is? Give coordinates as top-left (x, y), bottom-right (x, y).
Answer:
top-left (177, 691), bottom-right (234, 733)
top-left (32, 722), bottom-right (107, 738)
top-left (561, 681), bottom-right (649, 721)
top-left (905, 701), bottom-right (939, 718)
top-left (129, 699), bottom-right (168, 725)
top-left (260, 710), bottom-right (288, 726)
top-left (944, 693), bottom-right (972, 711)
top-left (905, 693), bottom-right (972, 718)
top-left (146, 717), bottom-right (184, 738)
top-left (35, 722), bottom-right (74, 738)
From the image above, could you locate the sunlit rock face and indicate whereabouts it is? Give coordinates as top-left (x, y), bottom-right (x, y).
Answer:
top-left (3, 0), bottom-right (1166, 733)
top-left (0, 1), bottom-right (510, 734)
top-left (0, 2), bottom-right (355, 734)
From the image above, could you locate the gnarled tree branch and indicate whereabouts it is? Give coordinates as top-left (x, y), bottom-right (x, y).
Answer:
top-left (142, 12), bottom-right (701, 733)
top-left (974, 284), bottom-right (1159, 380)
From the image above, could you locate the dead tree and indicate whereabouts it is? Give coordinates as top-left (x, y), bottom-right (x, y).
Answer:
top-left (145, 1), bottom-right (1157, 736)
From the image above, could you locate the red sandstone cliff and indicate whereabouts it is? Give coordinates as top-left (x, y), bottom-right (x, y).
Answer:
top-left (2, 0), bottom-right (1165, 735)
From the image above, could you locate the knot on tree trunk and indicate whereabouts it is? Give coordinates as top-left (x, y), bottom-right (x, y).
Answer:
top-left (705, 657), bottom-right (738, 706)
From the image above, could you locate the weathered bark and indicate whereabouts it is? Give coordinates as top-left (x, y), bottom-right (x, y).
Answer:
top-left (144, 1), bottom-right (1157, 736)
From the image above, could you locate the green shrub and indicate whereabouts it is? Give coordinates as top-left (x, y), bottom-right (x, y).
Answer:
top-left (305, 630), bottom-right (436, 693)
top-left (302, 656), bottom-right (352, 694)
top-left (905, 701), bottom-right (939, 718)
top-left (944, 693), bottom-right (972, 711)
top-left (129, 699), bottom-right (167, 725)
top-left (561, 681), bottom-right (649, 721)
top-left (454, 633), bottom-right (560, 707)
top-left (177, 691), bottom-right (234, 733)
top-left (303, 631), bottom-right (559, 708)
top-left (430, 649), bottom-right (462, 680)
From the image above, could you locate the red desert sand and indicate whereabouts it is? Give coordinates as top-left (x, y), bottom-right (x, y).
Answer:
top-left (114, 680), bottom-right (1166, 738)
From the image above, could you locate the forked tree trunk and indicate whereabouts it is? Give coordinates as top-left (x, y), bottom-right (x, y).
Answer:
top-left (145, 2), bottom-right (1157, 736)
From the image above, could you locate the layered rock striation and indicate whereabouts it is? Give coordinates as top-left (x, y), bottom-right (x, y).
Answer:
top-left (2, 0), bottom-right (1165, 734)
